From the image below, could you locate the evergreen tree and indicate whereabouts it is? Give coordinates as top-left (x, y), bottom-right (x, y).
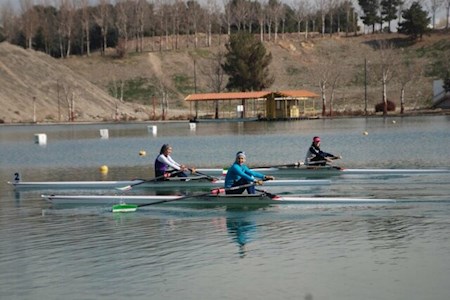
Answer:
top-left (381, 0), bottom-right (403, 32)
top-left (222, 32), bottom-right (274, 91)
top-left (398, 2), bottom-right (430, 40)
top-left (359, 0), bottom-right (381, 33)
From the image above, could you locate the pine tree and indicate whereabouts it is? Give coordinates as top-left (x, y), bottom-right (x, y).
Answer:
top-left (398, 2), bottom-right (430, 40)
top-left (358, 0), bottom-right (381, 33)
top-left (381, 0), bottom-right (403, 32)
top-left (222, 32), bottom-right (274, 91)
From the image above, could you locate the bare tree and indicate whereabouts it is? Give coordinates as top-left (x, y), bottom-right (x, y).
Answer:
top-left (133, 0), bottom-right (149, 53)
top-left (78, 0), bottom-right (90, 56)
top-left (315, 52), bottom-right (333, 116)
top-left (20, 0), bottom-right (38, 49)
top-left (202, 51), bottom-right (227, 93)
top-left (292, 0), bottom-right (307, 40)
top-left (233, 0), bottom-right (250, 31)
top-left (395, 49), bottom-right (423, 114)
top-left (316, 0), bottom-right (327, 37)
top-left (446, 0), bottom-right (450, 28)
top-left (201, 51), bottom-right (227, 118)
top-left (57, 0), bottom-right (76, 58)
top-left (93, 0), bottom-right (111, 55)
top-left (0, 2), bottom-right (19, 43)
top-left (371, 40), bottom-right (396, 115)
top-left (115, 0), bottom-right (132, 56)
top-left (222, 0), bottom-right (233, 36)
top-left (268, 0), bottom-right (284, 42)
top-left (426, 0), bottom-right (444, 29)
top-left (254, 0), bottom-right (266, 41)
top-left (186, 0), bottom-right (203, 48)
top-left (61, 82), bottom-right (76, 121)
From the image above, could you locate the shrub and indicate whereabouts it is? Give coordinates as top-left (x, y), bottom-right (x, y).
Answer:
top-left (375, 100), bottom-right (396, 112)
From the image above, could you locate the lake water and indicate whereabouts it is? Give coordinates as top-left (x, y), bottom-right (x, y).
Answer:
top-left (1, 115), bottom-right (450, 300)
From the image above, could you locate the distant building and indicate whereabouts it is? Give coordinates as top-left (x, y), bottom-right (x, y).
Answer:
top-left (185, 90), bottom-right (320, 121)
top-left (432, 79), bottom-right (450, 109)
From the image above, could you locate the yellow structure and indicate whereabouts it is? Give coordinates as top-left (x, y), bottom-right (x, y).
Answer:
top-left (185, 90), bottom-right (319, 120)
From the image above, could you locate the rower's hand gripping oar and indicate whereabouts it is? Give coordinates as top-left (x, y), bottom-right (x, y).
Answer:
top-left (112, 182), bottom-right (256, 213)
top-left (115, 170), bottom-right (181, 191)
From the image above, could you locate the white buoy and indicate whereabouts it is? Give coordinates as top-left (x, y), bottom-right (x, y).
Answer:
top-left (148, 125), bottom-right (157, 136)
top-left (363, 131), bottom-right (368, 135)
top-left (100, 129), bottom-right (109, 139)
top-left (189, 122), bottom-right (196, 130)
top-left (139, 150), bottom-right (146, 157)
top-left (34, 133), bottom-right (47, 145)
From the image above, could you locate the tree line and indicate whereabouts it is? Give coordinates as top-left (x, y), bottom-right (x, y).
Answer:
top-left (0, 0), bottom-right (363, 58)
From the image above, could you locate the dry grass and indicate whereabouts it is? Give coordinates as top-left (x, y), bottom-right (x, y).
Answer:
top-left (0, 31), bottom-right (449, 123)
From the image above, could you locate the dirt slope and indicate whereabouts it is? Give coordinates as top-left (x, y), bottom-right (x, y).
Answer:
top-left (1, 32), bottom-right (448, 123)
top-left (0, 42), bottom-right (149, 123)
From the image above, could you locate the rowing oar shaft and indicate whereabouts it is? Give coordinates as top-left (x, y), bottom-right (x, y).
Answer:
top-left (252, 161), bottom-right (304, 169)
top-left (112, 183), bottom-right (255, 212)
top-left (116, 170), bottom-right (181, 191)
top-left (189, 168), bottom-right (220, 182)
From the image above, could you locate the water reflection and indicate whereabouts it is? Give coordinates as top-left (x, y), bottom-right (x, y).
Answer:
top-left (226, 217), bottom-right (257, 258)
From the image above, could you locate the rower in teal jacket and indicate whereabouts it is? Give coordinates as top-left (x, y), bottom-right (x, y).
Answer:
top-left (224, 151), bottom-right (274, 194)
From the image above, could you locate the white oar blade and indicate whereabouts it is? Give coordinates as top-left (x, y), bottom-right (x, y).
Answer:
top-left (115, 185), bottom-right (132, 191)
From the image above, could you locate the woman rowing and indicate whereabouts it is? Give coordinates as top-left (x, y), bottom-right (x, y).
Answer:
top-left (305, 136), bottom-right (341, 166)
top-left (154, 144), bottom-right (194, 180)
top-left (224, 151), bottom-right (274, 194)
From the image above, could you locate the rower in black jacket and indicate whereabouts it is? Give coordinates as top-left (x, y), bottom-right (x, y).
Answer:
top-left (304, 136), bottom-right (341, 166)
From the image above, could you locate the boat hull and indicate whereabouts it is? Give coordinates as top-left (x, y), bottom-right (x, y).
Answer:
top-left (196, 166), bottom-right (450, 177)
top-left (9, 178), bottom-right (329, 190)
top-left (42, 193), bottom-right (395, 206)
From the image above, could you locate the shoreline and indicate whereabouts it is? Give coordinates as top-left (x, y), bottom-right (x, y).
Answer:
top-left (1, 108), bottom-right (449, 126)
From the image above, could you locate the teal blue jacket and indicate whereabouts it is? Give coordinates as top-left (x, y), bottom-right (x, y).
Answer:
top-left (224, 162), bottom-right (265, 188)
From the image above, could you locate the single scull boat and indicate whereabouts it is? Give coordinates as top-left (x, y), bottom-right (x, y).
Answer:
top-left (9, 177), bottom-right (330, 190)
top-left (42, 193), bottom-right (395, 206)
top-left (196, 166), bottom-right (450, 177)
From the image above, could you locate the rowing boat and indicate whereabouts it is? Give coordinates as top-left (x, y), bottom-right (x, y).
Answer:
top-left (196, 166), bottom-right (450, 177)
top-left (42, 193), bottom-right (395, 206)
top-left (8, 177), bottom-right (330, 190)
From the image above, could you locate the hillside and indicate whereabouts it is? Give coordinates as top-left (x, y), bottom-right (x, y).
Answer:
top-left (1, 32), bottom-right (449, 123)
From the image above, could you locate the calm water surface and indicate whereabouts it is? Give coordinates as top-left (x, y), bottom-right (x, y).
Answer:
top-left (1, 115), bottom-right (450, 300)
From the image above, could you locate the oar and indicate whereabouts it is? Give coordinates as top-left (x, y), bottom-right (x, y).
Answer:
top-left (255, 188), bottom-right (282, 200)
top-left (115, 170), bottom-right (181, 191)
top-left (189, 168), bottom-right (220, 182)
top-left (112, 183), bottom-right (256, 213)
top-left (252, 161), bottom-right (304, 169)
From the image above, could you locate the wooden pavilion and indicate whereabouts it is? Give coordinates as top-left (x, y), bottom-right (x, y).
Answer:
top-left (184, 90), bottom-right (320, 120)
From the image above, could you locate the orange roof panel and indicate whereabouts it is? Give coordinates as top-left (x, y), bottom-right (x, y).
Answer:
top-left (185, 90), bottom-right (319, 101)
top-left (185, 91), bottom-right (271, 101)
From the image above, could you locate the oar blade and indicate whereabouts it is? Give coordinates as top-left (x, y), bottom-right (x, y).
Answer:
top-left (112, 204), bottom-right (138, 213)
top-left (115, 185), bottom-right (132, 191)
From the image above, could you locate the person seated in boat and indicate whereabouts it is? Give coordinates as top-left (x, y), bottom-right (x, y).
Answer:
top-left (154, 144), bottom-right (194, 180)
top-left (305, 136), bottom-right (341, 166)
top-left (224, 151), bottom-right (274, 194)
